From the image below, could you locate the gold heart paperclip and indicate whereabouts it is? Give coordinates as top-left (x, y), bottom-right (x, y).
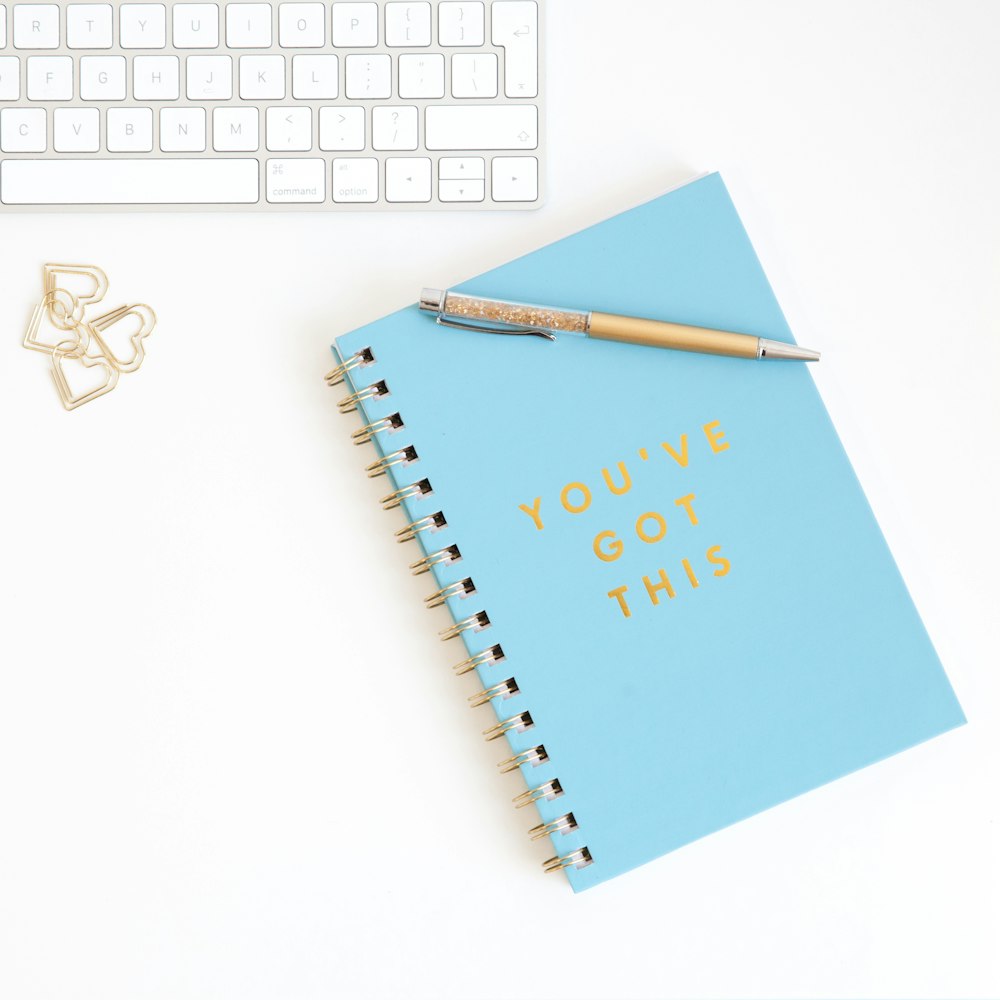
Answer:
top-left (50, 337), bottom-right (120, 411)
top-left (43, 263), bottom-right (109, 313)
top-left (86, 304), bottom-right (157, 374)
top-left (23, 289), bottom-right (90, 355)
top-left (23, 263), bottom-right (157, 410)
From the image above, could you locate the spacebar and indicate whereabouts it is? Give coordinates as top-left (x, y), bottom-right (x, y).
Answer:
top-left (0, 159), bottom-right (260, 205)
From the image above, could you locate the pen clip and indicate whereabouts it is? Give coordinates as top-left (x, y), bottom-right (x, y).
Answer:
top-left (435, 316), bottom-right (556, 342)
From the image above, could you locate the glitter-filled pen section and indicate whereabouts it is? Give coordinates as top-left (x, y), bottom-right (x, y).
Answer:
top-left (441, 292), bottom-right (590, 334)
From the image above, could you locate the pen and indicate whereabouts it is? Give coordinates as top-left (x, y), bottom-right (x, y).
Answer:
top-left (419, 288), bottom-right (821, 362)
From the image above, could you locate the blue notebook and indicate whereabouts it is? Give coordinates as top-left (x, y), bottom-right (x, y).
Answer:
top-left (331, 174), bottom-right (965, 891)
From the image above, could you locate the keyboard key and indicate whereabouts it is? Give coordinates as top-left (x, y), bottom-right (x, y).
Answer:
top-left (265, 105), bottom-right (311, 151)
top-left (438, 2), bottom-right (484, 46)
top-left (372, 105), bottom-right (417, 150)
top-left (53, 107), bottom-right (100, 152)
top-left (318, 105), bottom-right (364, 150)
top-left (120, 4), bottom-right (167, 48)
top-left (398, 53), bottom-right (444, 99)
top-left (425, 104), bottom-right (536, 150)
top-left (0, 107), bottom-right (45, 150)
top-left (160, 107), bottom-right (206, 151)
top-left (173, 3), bottom-right (220, 48)
top-left (26, 55), bottom-right (73, 100)
top-left (226, 3), bottom-right (272, 48)
top-left (438, 155), bottom-right (485, 179)
top-left (0, 7), bottom-right (6, 48)
top-left (385, 3), bottom-right (431, 47)
top-left (80, 55), bottom-right (126, 100)
top-left (279, 3), bottom-right (325, 47)
top-left (492, 0), bottom-right (537, 98)
top-left (0, 57), bottom-right (21, 99)
top-left (345, 53), bottom-right (391, 99)
top-left (265, 157), bottom-right (324, 202)
top-left (240, 54), bottom-right (285, 98)
top-left (491, 154), bottom-right (537, 201)
top-left (331, 3), bottom-right (378, 47)
top-left (13, 4), bottom-right (59, 49)
top-left (187, 54), bottom-right (233, 99)
top-left (451, 53), bottom-right (497, 99)
top-left (332, 157), bottom-right (377, 202)
top-left (213, 106), bottom-right (259, 150)
top-left (133, 55), bottom-right (179, 99)
top-left (107, 107), bottom-right (153, 151)
top-left (439, 178), bottom-right (484, 202)
top-left (292, 54), bottom-right (339, 99)
top-left (385, 156), bottom-right (431, 202)
top-left (438, 178), bottom-right (486, 202)
top-left (0, 158), bottom-right (260, 204)
top-left (67, 4), bottom-right (114, 49)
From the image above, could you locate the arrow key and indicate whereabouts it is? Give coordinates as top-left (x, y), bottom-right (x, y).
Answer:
top-left (440, 178), bottom-right (485, 203)
top-left (386, 157), bottom-right (432, 203)
top-left (491, 155), bottom-right (538, 203)
top-left (438, 156), bottom-right (486, 181)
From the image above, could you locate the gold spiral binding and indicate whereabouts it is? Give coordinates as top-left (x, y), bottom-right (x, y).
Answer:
top-left (528, 812), bottom-right (578, 841)
top-left (468, 677), bottom-right (518, 707)
top-left (411, 544), bottom-right (461, 576)
top-left (497, 744), bottom-right (548, 773)
top-left (352, 412), bottom-right (403, 445)
top-left (338, 380), bottom-right (387, 413)
top-left (513, 778), bottom-right (563, 809)
top-left (330, 347), bottom-right (589, 883)
top-left (453, 644), bottom-right (504, 675)
top-left (366, 445), bottom-right (418, 479)
top-left (395, 511), bottom-right (447, 543)
top-left (483, 711), bottom-right (533, 742)
top-left (425, 577), bottom-right (475, 609)
top-left (543, 847), bottom-right (593, 873)
top-left (381, 479), bottom-right (431, 511)
top-left (439, 611), bottom-right (489, 641)
top-left (325, 347), bottom-right (374, 386)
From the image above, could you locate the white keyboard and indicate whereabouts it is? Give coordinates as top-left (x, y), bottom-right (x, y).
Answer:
top-left (0, 1), bottom-right (542, 211)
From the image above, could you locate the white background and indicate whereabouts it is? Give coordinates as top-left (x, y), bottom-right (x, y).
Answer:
top-left (1, 2), bottom-right (998, 998)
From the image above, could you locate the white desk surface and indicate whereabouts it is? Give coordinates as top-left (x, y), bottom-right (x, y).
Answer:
top-left (1, 3), bottom-right (998, 998)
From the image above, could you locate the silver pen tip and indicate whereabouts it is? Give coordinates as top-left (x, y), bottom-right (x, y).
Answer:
top-left (419, 288), bottom-right (445, 312)
top-left (758, 338), bottom-right (821, 362)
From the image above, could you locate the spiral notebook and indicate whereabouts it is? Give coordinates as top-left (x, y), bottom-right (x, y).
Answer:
top-left (329, 173), bottom-right (965, 891)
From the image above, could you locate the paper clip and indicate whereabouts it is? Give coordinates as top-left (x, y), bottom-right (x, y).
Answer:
top-left (23, 263), bottom-right (156, 410)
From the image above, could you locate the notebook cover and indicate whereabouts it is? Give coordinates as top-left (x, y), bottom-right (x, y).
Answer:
top-left (332, 173), bottom-right (965, 891)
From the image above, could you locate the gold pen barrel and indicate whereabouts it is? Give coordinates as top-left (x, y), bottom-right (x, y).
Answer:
top-left (588, 312), bottom-right (759, 359)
